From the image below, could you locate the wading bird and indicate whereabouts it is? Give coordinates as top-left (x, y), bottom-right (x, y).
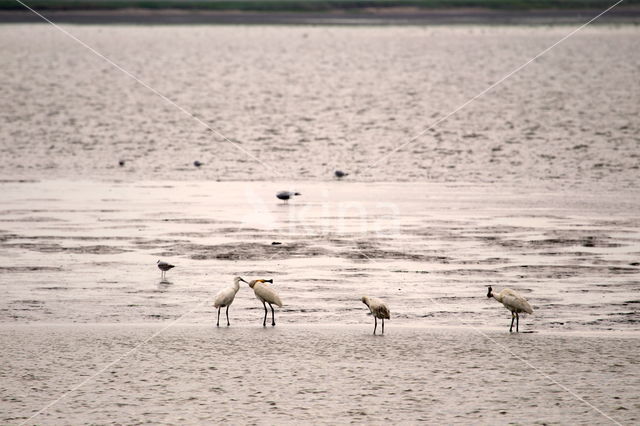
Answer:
top-left (214, 276), bottom-right (247, 327)
top-left (487, 286), bottom-right (533, 332)
top-left (276, 191), bottom-right (301, 204)
top-left (248, 279), bottom-right (282, 326)
top-left (361, 296), bottom-right (390, 335)
top-left (334, 170), bottom-right (348, 179)
top-left (157, 260), bottom-right (175, 279)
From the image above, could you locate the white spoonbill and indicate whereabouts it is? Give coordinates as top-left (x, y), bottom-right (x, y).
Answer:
top-left (213, 276), bottom-right (247, 327)
top-left (361, 296), bottom-right (390, 335)
top-left (157, 260), bottom-right (175, 279)
top-left (487, 286), bottom-right (534, 332)
top-left (248, 279), bottom-right (282, 326)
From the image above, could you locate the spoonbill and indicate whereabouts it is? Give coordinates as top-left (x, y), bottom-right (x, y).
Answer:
top-left (214, 276), bottom-right (247, 327)
top-left (361, 296), bottom-right (390, 335)
top-left (248, 279), bottom-right (282, 326)
top-left (487, 286), bottom-right (534, 332)
top-left (157, 260), bottom-right (175, 279)
top-left (276, 191), bottom-right (301, 204)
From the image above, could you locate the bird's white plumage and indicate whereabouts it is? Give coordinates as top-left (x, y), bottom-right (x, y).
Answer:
top-left (213, 277), bottom-right (242, 308)
top-left (253, 282), bottom-right (283, 307)
top-left (492, 288), bottom-right (533, 314)
top-left (214, 287), bottom-right (237, 308)
top-left (362, 296), bottom-right (390, 319)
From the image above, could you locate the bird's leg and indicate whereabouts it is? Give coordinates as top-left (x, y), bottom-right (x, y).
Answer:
top-left (510, 312), bottom-right (515, 333)
top-left (216, 307), bottom-right (220, 327)
top-left (516, 313), bottom-right (519, 333)
top-left (373, 317), bottom-right (377, 335)
top-left (269, 303), bottom-right (276, 326)
top-left (382, 318), bottom-right (385, 334)
top-left (262, 301), bottom-right (267, 327)
top-left (226, 305), bottom-right (230, 327)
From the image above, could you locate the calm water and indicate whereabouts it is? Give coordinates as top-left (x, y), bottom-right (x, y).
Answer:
top-left (1, 179), bottom-right (639, 332)
top-left (0, 25), bottom-right (638, 186)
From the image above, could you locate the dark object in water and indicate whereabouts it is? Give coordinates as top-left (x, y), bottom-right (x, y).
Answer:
top-left (194, 161), bottom-right (203, 167)
top-left (157, 260), bottom-right (175, 279)
top-left (335, 170), bottom-right (348, 179)
top-left (276, 191), bottom-right (301, 204)
top-left (119, 160), bottom-right (125, 167)
top-left (271, 241), bottom-right (282, 245)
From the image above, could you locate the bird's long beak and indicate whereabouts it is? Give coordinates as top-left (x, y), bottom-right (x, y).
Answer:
top-left (239, 277), bottom-right (247, 283)
top-left (264, 279), bottom-right (273, 284)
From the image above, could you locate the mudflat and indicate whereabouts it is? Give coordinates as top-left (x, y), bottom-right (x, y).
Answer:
top-left (2, 324), bottom-right (639, 424)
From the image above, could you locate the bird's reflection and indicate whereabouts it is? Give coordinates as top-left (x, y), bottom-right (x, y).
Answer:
top-left (157, 279), bottom-right (173, 290)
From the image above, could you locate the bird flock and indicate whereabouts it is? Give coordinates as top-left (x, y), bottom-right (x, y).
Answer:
top-left (157, 261), bottom-right (534, 334)
top-left (154, 166), bottom-right (535, 334)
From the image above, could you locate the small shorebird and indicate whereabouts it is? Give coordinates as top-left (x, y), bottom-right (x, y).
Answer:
top-left (247, 279), bottom-right (283, 326)
top-left (214, 277), bottom-right (247, 327)
top-left (276, 191), bottom-right (301, 204)
top-left (487, 286), bottom-right (533, 332)
top-left (334, 170), bottom-right (348, 179)
top-left (361, 296), bottom-right (390, 335)
top-left (157, 260), bottom-right (175, 279)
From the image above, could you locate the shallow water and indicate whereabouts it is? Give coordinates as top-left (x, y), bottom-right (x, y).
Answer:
top-left (0, 25), bottom-right (639, 186)
top-left (1, 180), bottom-right (639, 333)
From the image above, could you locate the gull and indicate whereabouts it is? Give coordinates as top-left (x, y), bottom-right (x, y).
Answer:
top-left (276, 191), bottom-right (301, 204)
top-left (487, 286), bottom-right (534, 332)
top-left (247, 279), bottom-right (282, 326)
top-left (214, 277), bottom-right (247, 327)
top-left (361, 296), bottom-right (390, 335)
top-left (157, 260), bottom-right (175, 279)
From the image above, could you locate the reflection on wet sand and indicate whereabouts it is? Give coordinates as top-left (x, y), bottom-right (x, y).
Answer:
top-left (1, 180), bottom-right (638, 332)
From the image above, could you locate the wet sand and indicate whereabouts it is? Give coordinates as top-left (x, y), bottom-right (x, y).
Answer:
top-left (2, 324), bottom-right (639, 424)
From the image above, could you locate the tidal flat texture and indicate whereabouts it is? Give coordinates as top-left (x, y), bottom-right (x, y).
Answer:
top-left (0, 25), bottom-right (638, 187)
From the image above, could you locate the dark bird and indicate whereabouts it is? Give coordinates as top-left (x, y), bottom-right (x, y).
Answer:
top-left (334, 170), bottom-right (348, 179)
top-left (194, 161), bottom-right (204, 168)
top-left (276, 191), bottom-right (301, 204)
top-left (118, 160), bottom-right (125, 167)
top-left (157, 260), bottom-right (175, 279)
